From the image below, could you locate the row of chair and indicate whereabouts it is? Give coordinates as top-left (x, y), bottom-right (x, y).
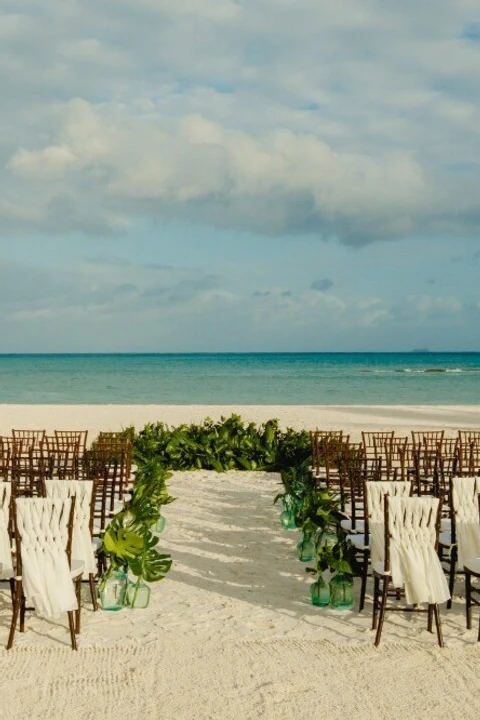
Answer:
top-left (0, 430), bottom-right (136, 649)
top-left (0, 430), bottom-right (133, 514)
top-left (311, 430), bottom-right (480, 487)
top-left (310, 430), bottom-right (480, 645)
top-left (2, 481), bottom-right (99, 650)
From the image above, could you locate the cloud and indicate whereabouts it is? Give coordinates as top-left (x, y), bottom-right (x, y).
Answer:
top-left (0, 1), bottom-right (479, 245)
top-left (311, 277), bottom-right (334, 292)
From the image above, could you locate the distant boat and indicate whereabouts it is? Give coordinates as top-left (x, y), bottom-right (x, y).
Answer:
top-left (412, 348), bottom-right (430, 353)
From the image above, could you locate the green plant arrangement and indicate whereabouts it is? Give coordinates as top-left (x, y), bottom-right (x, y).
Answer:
top-left (100, 458), bottom-right (174, 610)
top-left (95, 415), bottom-right (355, 611)
top-left (274, 453), bottom-right (357, 607)
top-left (134, 415), bottom-right (311, 473)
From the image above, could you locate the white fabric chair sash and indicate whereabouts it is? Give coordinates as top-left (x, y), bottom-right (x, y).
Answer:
top-left (0, 482), bottom-right (13, 577)
top-left (452, 476), bottom-right (480, 566)
top-left (388, 496), bottom-right (450, 606)
top-left (366, 481), bottom-right (411, 564)
top-left (16, 498), bottom-right (78, 619)
top-left (44, 480), bottom-right (97, 575)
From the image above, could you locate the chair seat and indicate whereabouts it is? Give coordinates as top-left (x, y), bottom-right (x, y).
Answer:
top-left (0, 565), bottom-right (14, 580)
top-left (464, 558), bottom-right (480, 575)
top-left (11, 558), bottom-right (84, 583)
top-left (347, 533), bottom-right (370, 551)
top-left (113, 499), bottom-right (125, 513)
top-left (372, 561), bottom-right (391, 577)
top-left (440, 518), bottom-right (452, 533)
top-left (70, 559), bottom-right (85, 579)
top-left (439, 532), bottom-right (453, 548)
top-left (340, 519), bottom-right (365, 534)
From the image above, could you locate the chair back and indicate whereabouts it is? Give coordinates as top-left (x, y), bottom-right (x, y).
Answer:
top-left (384, 495), bottom-right (450, 605)
top-left (365, 480), bottom-right (411, 562)
top-left (0, 481), bottom-right (13, 575)
top-left (11, 447), bottom-right (51, 497)
top-left (362, 431), bottom-right (395, 477)
top-left (0, 437), bottom-right (12, 480)
top-left (450, 476), bottom-right (480, 565)
top-left (310, 430), bottom-right (343, 479)
top-left (51, 431), bottom-right (88, 479)
top-left (44, 479), bottom-right (97, 575)
top-left (12, 429), bottom-right (46, 452)
top-left (13, 497), bottom-right (78, 618)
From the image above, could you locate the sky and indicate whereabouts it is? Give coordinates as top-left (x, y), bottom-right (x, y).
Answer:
top-left (0, 0), bottom-right (479, 352)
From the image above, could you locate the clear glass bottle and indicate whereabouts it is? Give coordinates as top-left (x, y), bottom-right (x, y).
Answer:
top-left (280, 509), bottom-right (296, 529)
top-left (153, 515), bottom-right (166, 533)
top-left (329, 573), bottom-right (354, 610)
top-left (127, 579), bottom-right (151, 609)
top-left (310, 576), bottom-right (330, 607)
top-left (99, 569), bottom-right (128, 611)
top-left (296, 531), bottom-right (316, 562)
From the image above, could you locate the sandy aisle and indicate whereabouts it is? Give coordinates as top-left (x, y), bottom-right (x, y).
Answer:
top-left (1, 470), bottom-right (479, 719)
top-left (0, 404), bottom-right (478, 440)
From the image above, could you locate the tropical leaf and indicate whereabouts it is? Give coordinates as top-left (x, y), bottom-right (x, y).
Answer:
top-left (129, 546), bottom-right (173, 582)
top-left (103, 527), bottom-right (144, 560)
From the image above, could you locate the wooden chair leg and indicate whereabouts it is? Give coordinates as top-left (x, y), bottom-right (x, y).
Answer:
top-left (374, 576), bottom-right (390, 647)
top-left (359, 550), bottom-right (369, 612)
top-left (372, 574), bottom-right (379, 630)
top-left (20, 594), bottom-right (26, 633)
top-left (433, 604), bottom-right (444, 648)
top-left (9, 577), bottom-right (15, 605)
top-left (6, 580), bottom-right (22, 650)
top-left (427, 604), bottom-right (433, 633)
top-left (67, 611), bottom-right (77, 650)
top-left (447, 548), bottom-right (456, 610)
top-left (89, 573), bottom-right (99, 612)
top-left (75, 577), bottom-right (82, 634)
top-left (465, 570), bottom-right (472, 630)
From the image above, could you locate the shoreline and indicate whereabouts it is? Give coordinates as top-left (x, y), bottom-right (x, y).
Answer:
top-left (0, 404), bottom-right (478, 440)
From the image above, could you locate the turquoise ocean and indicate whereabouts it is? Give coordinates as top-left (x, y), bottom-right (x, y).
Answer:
top-left (0, 353), bottom-right (479, 405)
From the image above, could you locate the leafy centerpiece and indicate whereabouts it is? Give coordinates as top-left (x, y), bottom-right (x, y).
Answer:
top-left (100, 458), bottom-right (174, 609)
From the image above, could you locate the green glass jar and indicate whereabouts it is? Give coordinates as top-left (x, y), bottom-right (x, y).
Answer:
top-left (296, 531), bottom-right (316, 562)
top-left (99, 569), bottom-right (128, 611)
top-left (153, 515), bottom-right (166, 533)
top-left (280, 509), bottom-right (296, 529)
top-left (127, 579), bottom-right (151, 609)
top-left (310, 576), bottom-right (330, 607)
top-left (329, 573), bottom-right (354, 610)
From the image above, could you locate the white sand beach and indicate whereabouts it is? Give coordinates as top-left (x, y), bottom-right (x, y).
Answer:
top-left (0, 403), bottom-right (479, 440)
top-left (0, 406), bottom-right (479, 719)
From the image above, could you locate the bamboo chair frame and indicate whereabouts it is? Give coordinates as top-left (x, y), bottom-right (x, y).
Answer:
top-left (441, 476), bottom-right (480, 609)
top-left (355, 480), bottom-right (413, 613)
top-left (42, 478), bottom-right (99, 614)
top-left (362, 432), bottom-right (395, 478)
top-left (0, 436), bottom-right (12, 480)
top-left (11, 429), bottom-right (46, 451)
top-left (411, 430), bottom-right (445, 452)
top-left (386, 437), bottom-right (409, 481)
top-left (464, 494), bottom-right (480, 641)
top-left (310, 430), bottom-right (344, 481)
top-left (11, 447), bottom-right (52, 498)
top-left (7, 496), bottom-right (80, 650)
top-left (372, 495), bottom-right (444, 647)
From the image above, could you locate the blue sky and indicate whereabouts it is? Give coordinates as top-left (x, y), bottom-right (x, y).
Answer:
top-left (0, 0), bottom-right (479, 352)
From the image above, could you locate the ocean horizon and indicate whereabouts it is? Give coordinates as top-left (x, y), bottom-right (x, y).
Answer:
top-left (0, 352), bottom-right (479, 405)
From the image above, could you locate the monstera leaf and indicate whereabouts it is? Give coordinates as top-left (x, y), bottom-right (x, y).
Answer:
top-left (103, 525), bottom-right (144, 561)
top-left (128, 532), bottom-right (172, 582)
